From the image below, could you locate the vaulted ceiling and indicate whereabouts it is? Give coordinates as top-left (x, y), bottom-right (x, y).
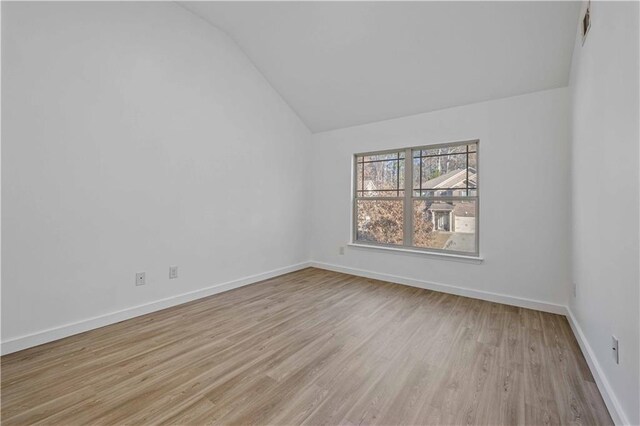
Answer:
top-left (183, 1), bottom-right (581, 133)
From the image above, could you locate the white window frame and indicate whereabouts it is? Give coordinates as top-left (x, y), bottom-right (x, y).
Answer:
top-left (351, 139), bottom-right (480, 258)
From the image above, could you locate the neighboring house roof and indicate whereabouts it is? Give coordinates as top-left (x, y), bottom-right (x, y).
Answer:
top-left (423, 167), bottom-right (477, 189)
top-left (453, 203), bottom-right (476, 217)
top-left (429, 202), bottom-right (454, 211)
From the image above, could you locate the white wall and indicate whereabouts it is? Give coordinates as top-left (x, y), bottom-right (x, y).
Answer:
top-left (310, 88), bottom-right (571, 309)
top-left (1, 2), bottom-right (311, 347)
top-left (569, 2), bottom-right (640, 424)
top-left (2, 4), bottom-right (637, 422)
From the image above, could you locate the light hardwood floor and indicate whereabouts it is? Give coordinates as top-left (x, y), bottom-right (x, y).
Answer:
top-left (1, 267), bottom-right (612, 425)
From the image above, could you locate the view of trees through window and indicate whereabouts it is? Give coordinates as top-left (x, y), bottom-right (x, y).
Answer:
top-left (354, 141), bottom-right (478, 255)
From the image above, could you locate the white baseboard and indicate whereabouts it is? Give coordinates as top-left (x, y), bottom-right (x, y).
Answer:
top-left (310, 261), bottom-right (567, 315)
top-left (565, 307), bottom-right (630, 426)
top-left (1, 260), bottom-right (628, 425)
top-left (0, 261), bottom-right (312, 356)
top-left (310, 262), bottom-right (629, 425)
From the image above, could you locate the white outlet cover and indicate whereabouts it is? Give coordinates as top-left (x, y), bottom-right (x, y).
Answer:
top-left (135, 272), bottom-right (146, 286)
top-left (612, 336), bottom-right (619, 364)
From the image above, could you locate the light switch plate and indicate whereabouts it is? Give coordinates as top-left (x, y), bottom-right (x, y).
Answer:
top-left (169, 266), bottom-right (178, 279)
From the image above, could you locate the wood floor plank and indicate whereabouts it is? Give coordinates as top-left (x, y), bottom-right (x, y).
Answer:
top-left (1, 268), bottom-right (612, 425)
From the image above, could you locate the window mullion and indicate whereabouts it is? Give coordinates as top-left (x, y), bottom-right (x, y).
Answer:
top-left (403, 148), bottom-right (413, 247)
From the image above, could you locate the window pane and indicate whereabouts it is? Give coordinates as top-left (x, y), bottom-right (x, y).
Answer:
top-left (362, 152), bottom-right (405, 162)
top-left (417, 153), bottom-right (467, 188)
top-left (356, 154), bottom-right (404, 197)
top-left (468, 152), bottom-right (477, 188)
top-left (413, 151), bottom-right (476, 194)
top-left (364, 160), bottom-right (402, 190)
top-left (356, 199), bottom-right (403, 245)
top-left (413, 199), bottom-right (477, 253)
top-left (415, 144), bottom-right (467, 157)
top-left (413, 143), bottom-right (476, 157)
top-left (412, 157), bottom-right (421, 189)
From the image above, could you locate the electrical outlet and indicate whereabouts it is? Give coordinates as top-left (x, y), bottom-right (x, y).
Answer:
top-left (169, 266), bottom-right (178, 279)
top-left (612, 336), bottom-right (619, 364)
top-left (135, 272), bottom-right (146, 286)
top-left (339, 246), bottom-right (345, 255)
top-left (572, 282), bottom-right (577, 298)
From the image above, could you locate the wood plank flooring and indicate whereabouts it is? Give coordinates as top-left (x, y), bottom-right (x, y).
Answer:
top-left (1, 267), bottom-right (612, 425)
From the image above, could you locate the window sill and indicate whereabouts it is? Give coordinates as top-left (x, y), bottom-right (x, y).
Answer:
top-left (347, 243), bottom-right (484, 263)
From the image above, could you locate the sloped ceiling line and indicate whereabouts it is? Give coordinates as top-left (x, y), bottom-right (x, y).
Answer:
top-left (183, 1), bottom-right (580, 133)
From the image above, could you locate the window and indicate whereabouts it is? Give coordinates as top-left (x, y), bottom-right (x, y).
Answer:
top-left (353, 140), bottom-right (479, 256)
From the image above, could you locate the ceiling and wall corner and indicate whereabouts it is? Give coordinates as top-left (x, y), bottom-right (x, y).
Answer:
top-left (182, 1), bottom-right (581, 133)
